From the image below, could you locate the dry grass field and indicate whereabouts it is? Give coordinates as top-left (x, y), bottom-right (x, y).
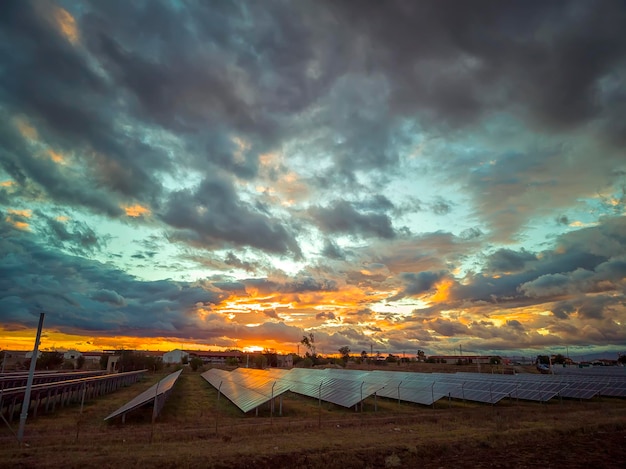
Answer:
top-left (1, 367), bottom-right (625, 468)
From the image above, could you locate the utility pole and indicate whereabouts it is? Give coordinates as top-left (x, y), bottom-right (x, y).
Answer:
top-left (18, 313), bottom-right (45, 444)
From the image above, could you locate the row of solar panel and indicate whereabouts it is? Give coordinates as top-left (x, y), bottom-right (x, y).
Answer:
top-left (104, 369), bottom-right (183, 421)
top-left (201, 368), bottom-right (626, 413)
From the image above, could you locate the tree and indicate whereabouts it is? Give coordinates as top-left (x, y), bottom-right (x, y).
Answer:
top-left (301, 333), bottom-right (317, 365)
top-left (618, 354), bottom-right (626, 365)
top-left (189, 357), bottom-right (204, 371)
top-left (338, 346), bottom-right (351, 362)
top-left (99, 354), bottom-right (109, 370)
top-left (536, 355), bottom-right (550, 365)
top-left (36, 352), bottom-right (64, 370)
top-left (301, 333), bottom-right (316, 356)
top-left (489, 356), bottom-right (501, 365)
top-left (253, 354), bottom-right (267, 369)
top-left (385, 354), bottom-right (398, 363)
top-left (417, 350), bottom-right (426, 362)
top-left (76, 355), bottom-right (86, 369)
top-left (117, 350), bottom-right (163, 372)
top-left (263, 349), bottom-right (278, 367)
top-left (552, 354), bottom-right (566, 365)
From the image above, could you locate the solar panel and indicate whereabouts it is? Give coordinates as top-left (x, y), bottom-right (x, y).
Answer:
top-left (202, 367), bottom-right (626, 412)
top-left (201, 368), bottom-right (290, 413)
top-left (104, 369), bottom-right (182, 421)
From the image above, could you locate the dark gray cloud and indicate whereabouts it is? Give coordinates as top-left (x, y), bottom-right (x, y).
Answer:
top-left (485, 248), bottom-right (537, 274)
top-left (162, 174), bottom-right (301, 256)
top-left (321, 239), bottom-right (346, 261)
top-left (0, 216), bottom-right (229, 338)
top-left (394, 271), bottom-right (448, 299)
top-left (38, 212), bottom-right (105, 255)
top-left (309, 200), bottom-right (396, 239)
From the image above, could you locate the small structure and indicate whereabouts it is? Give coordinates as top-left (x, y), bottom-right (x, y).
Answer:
top-left (188, 350), bottom-right (242, 365)
top-left (63, 349), bottom-right (82, 360)
top-left (427, 355), bottom-right (495, 365)
top-left (277, 354), bottom-right (293, 368)
top-left (163, 349), bottom-right (189, 364)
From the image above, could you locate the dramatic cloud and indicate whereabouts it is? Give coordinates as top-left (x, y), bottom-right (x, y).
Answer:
top-left (1, 0), bottom-right (625, 357)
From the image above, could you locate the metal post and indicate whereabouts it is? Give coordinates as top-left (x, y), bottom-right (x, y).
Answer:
top-left (318, 381), bottom-right (323, 428)
top-left (270, 381), bottom-right (275, 425)
top-left (17, 312), bottom-right (45, 444)
top-left (398, 381), bottom-right (402, 405)
top-left (150, 379), bottom-right (160, 444)
top-left (431, 381), bottom-right (435, 409)
top-left (215, 380), bottom-right (222, 435)
top-left (360, 381), bottom-right (364, 412)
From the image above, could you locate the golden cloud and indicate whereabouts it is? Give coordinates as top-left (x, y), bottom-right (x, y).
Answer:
top-left (53, 7), bottom-right (79, 45)
top-left (123, 204), bottom-right (151, 218)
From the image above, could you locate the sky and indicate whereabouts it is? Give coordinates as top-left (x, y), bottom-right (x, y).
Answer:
top-left (1, 0), bottom-right (626, 359)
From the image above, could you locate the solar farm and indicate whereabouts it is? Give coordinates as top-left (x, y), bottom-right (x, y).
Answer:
top-left (2, 365), bottom-right (626, 468)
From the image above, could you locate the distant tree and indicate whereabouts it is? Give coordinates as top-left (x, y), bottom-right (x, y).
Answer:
top-left (99, 354), bottom-right (109, 370)
top-left (253, 354), bottom-right (268, 369)
top-left (536, 355), bottom-right (550, 365)
top-left (489, 356), bottom-right (501, 365)
top-left (290, 353), bottom-right (303, 366)
top-left (618, 354), bottom-right (626, 365)
top-left (62, 359), bottom-right (75, 370)
top-left (417, 350), bottom-right (426, 362)
top-left (385, 354), bottom-right (398, 363)
top-left (301, 333), bottom-right (318, 365)
top-left (361, 350), bottom-right (368, 361)
top-left (301, 333), bottom-right (316, 355)
top-left (189, 357), bottom-right (203, 371)
top-left (226, 357), bottom-right (239, 366)
top-left (76, 355), bottom-right (85, 369)
top-left (263, 349), bottom-right (278, 367)
top-left (181, 355), bottom-right (189, 365)
top-left (36, 352), bottom-right (64, 370)
top-left (117, 350), bottom-right (163, 372)
top-left (338, 346), bottom-right (351, 362)
top-left (552, 354), bottom-right (566, 365)
top-left (299, 357), bottom-right (313, 368)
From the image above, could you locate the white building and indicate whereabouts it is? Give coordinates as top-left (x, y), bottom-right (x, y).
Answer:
top-left (163, 349), bottom-right (189, 364)
top-left (63, 349), bottom-right (83, 360)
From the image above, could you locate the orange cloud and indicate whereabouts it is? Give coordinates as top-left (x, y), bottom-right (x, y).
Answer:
top-left (53, 7), bottom-right (79, 44)
top-left (14, 117), bottom-right (38, 141)
top-left (47, 149), bottom-right (65, 163)
top-left (431, 279), bottom-right (453, 303)
top-left (1, 180), bottom-right (15, 187)
top-left (5, 209), bottom-right (32, 231)
top-left (123, 204), bottom-right (151, 217)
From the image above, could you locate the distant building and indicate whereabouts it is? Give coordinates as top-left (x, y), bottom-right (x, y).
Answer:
top-left (188, 351), bottom-right (242, 365)
top-left (277, 354), bottom-right (293, 368)
top-left (81, 352), bottom-right (104, 369)
top-left (1, 350), bottom-right (28, 371)
top-left (427, 355), bottom-right (495, 365)
top-left (163, 349), bottom-right (189, 364)
top-left (63, 349), bottom-right (82, 360)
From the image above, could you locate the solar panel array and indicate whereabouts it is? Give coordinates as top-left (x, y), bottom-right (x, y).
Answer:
top-left (201, 367), bottom-right (626, 413)
top-left (104, 368), bottom-right (182, 421)
top-left (201, 367), bottom-right (292, 413)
